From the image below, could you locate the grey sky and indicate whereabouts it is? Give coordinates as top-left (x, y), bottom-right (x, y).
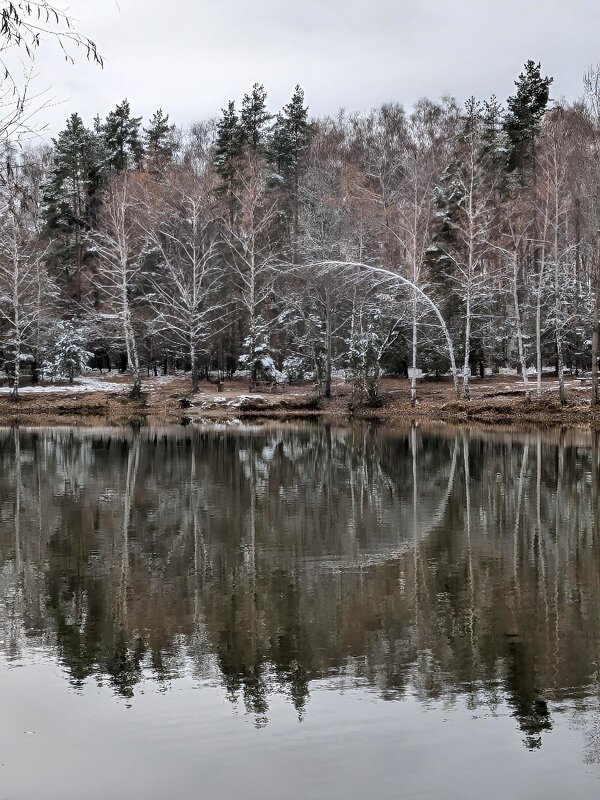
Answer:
top-left (34, 0), bottom-right (600, 135)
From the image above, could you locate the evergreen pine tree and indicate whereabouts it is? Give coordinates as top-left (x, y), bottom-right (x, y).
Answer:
top-left (213, 100), bottom-right (244, 220)
top-left (42, 113), bottom-right (107, 298)
top-left (240, 83), bottom-right (271, 152)
top-left (102, 99), bottom-right (144, 172)
top-left (271, 85), bottom-right (310, 179)
top-left (42, 320), bottom-right (92, 384)
top-left (143, 109), bottom-right (178, 169)
top-left (504, 61), bottom-right (553, 173)
top-left (482, 97), bottom-right (506, 163)
top-left (270, 85), bottom-right (311, 252)
top-left (480, 95), bottom-right (509, 194)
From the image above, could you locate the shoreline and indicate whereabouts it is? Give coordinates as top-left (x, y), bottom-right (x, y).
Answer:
top-left (1, 373), bottom-right (600, 429)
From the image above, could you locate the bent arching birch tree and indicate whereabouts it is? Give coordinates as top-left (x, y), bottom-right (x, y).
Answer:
top-left (310, 259), bottom-right (460, 396)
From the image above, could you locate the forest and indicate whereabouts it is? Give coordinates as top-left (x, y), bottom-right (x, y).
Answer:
top-left (1, 59), bottom-right (599, 406)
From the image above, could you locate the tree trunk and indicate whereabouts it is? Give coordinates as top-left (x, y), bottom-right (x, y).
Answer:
top-left (125, 319), bottom-right (142, 400)
top-left (292, 166), bottom-right (299, 265)
top-left (536, 290), bottom-right (543, 399)
top-left (556, 332), bottom-right (566, 407)
top-left (325, 289), bottom-right (332, 398)
top-left (10, 356), bottom-right (19, 401)
top-left (190, 336), bottom-right (198, 394)
top-left (592, 233), bottom-right (600, 405)
top-left (512, 257), bottom-right (530, 400)
top-left (462, 292), bottom-right (471, 400)
top-left (410, 294), bottom-right (418, 406)
top-left (593, 285), bottom-right (600, 406)
top-left (592, 429), bottom-right (599, 544)
top-left (10, 263), bottom-right (20, 401)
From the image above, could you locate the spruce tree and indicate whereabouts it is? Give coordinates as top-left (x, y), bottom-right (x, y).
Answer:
top-left (480, 95), bottom-right (509, 194)
top-left (271, 85), bottom-right (310, 179)
top-left (504, 61), bottom-right (553, 173)
top-left (42, 321), bottom-right (92, 384)
top-left (482, 97), bottom-right (506, 162)
top-left (213, 100), bottom-right (244, 220)
top-left (102, 99), bottom-right (144, 172)
top-left (270, 85), bottom-right (310, 251)
top-left (42, 113), bottom-right (106, 298)
top-left (143, 109), bottom-right (178, 169)
top-left (240, 83), bottom-right (271, 152)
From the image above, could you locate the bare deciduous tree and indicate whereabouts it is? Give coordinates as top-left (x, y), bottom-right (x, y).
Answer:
top-left (142, 170), bottom-right (223, 393)
top-left (223, 156), bottom-right (279, 386)
top-left (93, 175), bottom-right (143, 398)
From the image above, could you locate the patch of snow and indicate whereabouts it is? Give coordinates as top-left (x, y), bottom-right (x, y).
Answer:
top-left (0, 377), bottom-right (127, 395)
top-left (198, 393), bottom-right (270, 410)
top-left (236, 394), bottom-right (266, 401)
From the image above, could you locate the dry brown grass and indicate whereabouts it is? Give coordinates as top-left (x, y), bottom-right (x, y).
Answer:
top-left (0, 372), bottom-right (598, 427)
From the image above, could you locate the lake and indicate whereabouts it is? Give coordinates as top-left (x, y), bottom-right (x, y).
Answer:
top-left (1, 422), bottom-right (600, 799)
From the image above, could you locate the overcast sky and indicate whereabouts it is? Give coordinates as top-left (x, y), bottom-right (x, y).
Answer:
top-left (32, 0), bottom-right (600, 135)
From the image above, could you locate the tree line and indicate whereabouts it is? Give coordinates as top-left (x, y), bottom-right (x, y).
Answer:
top-left (2, 61), bottom-right (600, 404)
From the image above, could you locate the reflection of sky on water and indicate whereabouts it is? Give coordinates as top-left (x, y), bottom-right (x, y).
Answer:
top-left (2, 656), bottom-right (600, 800)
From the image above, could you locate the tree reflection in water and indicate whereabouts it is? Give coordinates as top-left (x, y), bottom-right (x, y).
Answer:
top-left (1, 422), bottom-right (600, 748)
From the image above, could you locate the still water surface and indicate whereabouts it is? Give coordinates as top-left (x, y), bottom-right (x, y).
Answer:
top-left (1, 422), bottom-right (600, 799)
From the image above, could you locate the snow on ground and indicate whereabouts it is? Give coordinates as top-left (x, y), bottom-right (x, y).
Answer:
top-left (0, 377), bottom-right (127, 395)
top-left (198, 394), bottom-right (270, 410)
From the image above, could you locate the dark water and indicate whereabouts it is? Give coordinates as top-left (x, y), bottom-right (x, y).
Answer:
top-left (1, 422), bottom-right (600, 799)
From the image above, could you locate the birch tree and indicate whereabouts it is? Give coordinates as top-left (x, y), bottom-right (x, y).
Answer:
top-left (93, 174), bottom-right (143, 398)
top-left (143, 170), bottom-right (223, 393)
top-left (493, 212), bottom-right (532, 400)
top-left (0, 211), bottom-right (45, 397)
top-left (298, 117), bottom-right (348, 395)
top-left (0, 150), bottom-right (48, 399)
top-left (583, 67), bottom-right (600, 405)
top-left (536, 113), bottom-right (575, 406)
top-left (392, 101), bottom-right (456, 404)
top-left (436, 99), bottom-right (497, 399)
top-left (223, 155), bottom-right (279, 385)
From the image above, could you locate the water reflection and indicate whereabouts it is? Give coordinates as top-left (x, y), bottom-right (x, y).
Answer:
top-left (1, 422), bottom-right (600, 753)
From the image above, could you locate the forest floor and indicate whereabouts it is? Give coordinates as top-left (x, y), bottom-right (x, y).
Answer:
top-left (2, 371), bottom-right (600, 427)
